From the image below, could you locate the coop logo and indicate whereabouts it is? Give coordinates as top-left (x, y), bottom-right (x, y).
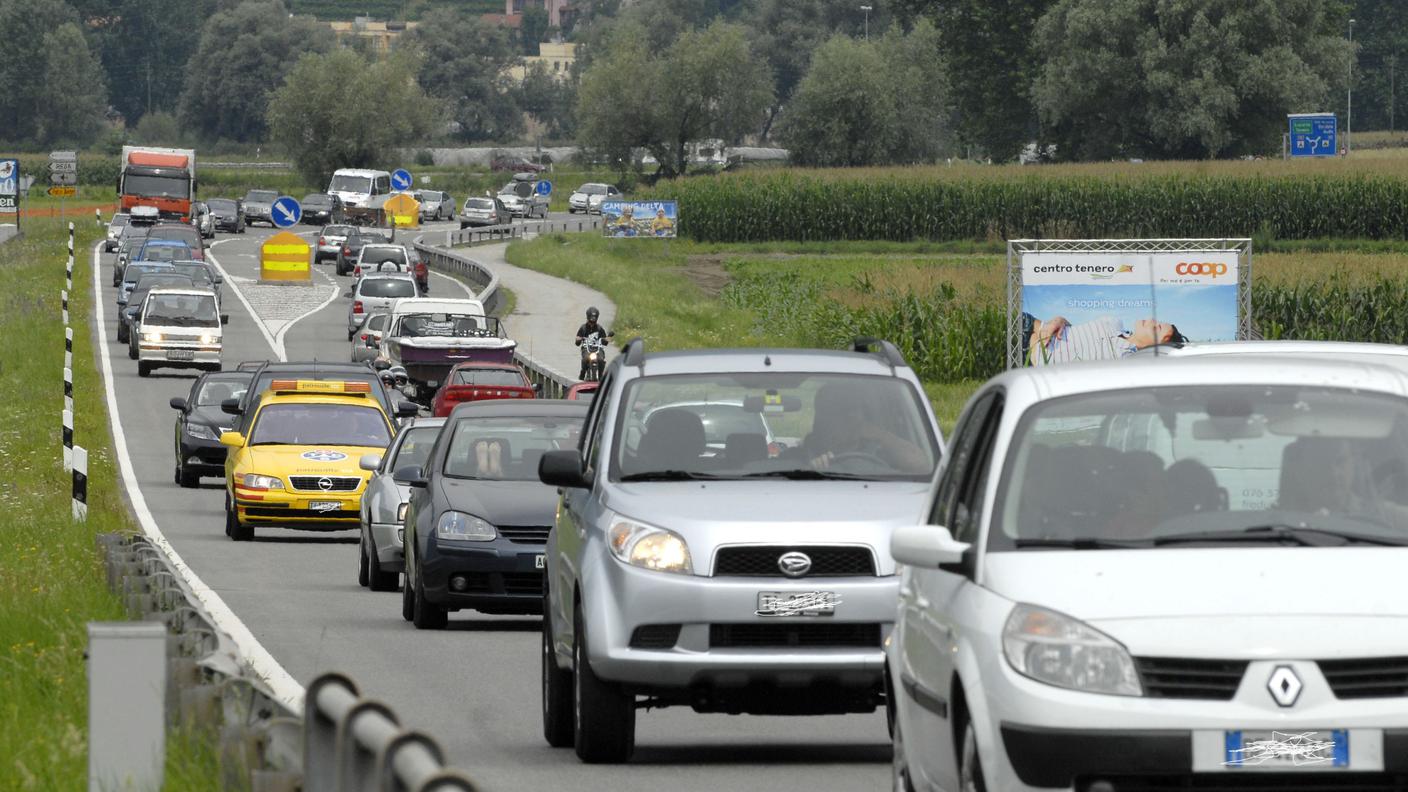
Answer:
top-left (1175, 261), bottom-right (1228, 278)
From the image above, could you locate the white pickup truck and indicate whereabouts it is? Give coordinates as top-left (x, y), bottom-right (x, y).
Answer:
top-left (133, 287), bottom-right (227, 378)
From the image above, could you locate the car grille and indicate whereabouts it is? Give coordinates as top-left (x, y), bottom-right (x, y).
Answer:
top-left (712, 546), bottom-right (875, 577)
top-left (629, 624), bottom-right (682, 649)
top-left (498, 526), bottom-right (550, 545)
top-left (1134, 656), bottom-right (1248, 700)
top-left (708, 622), bottom-right (882, 649)
top-left (289, 476), bottom-right (361, 492)
top-left (1319, 656), bottom-right (1408, 699)
top-left (454, 571), bottom-right (541, 596)
top-left (1077, 774), bottom-right (1408, 791)
top-left (241, 507), bottom-right (356, 520)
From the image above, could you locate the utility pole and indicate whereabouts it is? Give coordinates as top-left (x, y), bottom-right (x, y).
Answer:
top-left (860, 5), bottom-right (871, 40)
top-left (1348, 18), bottom-right (1356, 154)
top-left (1390, 54), bottom-right (1398, 134)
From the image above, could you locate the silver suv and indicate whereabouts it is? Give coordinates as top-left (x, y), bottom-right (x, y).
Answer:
top-left (537, 339), bottom-right (945, 763)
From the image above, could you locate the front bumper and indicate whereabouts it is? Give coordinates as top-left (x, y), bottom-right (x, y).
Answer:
top-left (178, 432), bottom-right (228, 474)
top-left (581, 555), bottom-right (896, 690)
top-left (233, 486), bottom-right (362, 529)
top-left (420, 535), bottom-right (545, 614)
top-left (138, 344), bottom-right (221, 369)
top-left (369, 521), bottom-right (404, 572)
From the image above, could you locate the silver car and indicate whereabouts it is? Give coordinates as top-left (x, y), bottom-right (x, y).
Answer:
top-left (358, 418), bottom-right (445, 591)
top-left (415, 190), bottom-right (455, 222)
top-left (348, 273), bottom-right (418, 338)
top-left (536, 339), bottom-right (945, 762)
top-left (351, 312), bottom-right (389, 363)
top-left (568, 183), bottom-right (620, 214)
top-left (317, 224), bottom-right (356, 263)
top-left (106, 212), bottom-right (130, 251)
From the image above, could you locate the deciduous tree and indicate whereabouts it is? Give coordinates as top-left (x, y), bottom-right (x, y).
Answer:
top-left (405, 8), bottom-right (522, 142)
top-left (0, 0), bottom-right (108, 146)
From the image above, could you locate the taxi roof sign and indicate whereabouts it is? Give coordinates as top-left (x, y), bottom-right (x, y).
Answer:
top-left (270, 379), bottom-right (373, 395)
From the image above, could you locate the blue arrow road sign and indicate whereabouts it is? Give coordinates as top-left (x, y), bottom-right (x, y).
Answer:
top-left (535, 179), bottom-right (552, 196)
top-left (1288, 114), bottom-right (1337, 158)
top-left (271, 196), bottom-right (302, 228)
top-left (391, 169), bottom-right (413, 191)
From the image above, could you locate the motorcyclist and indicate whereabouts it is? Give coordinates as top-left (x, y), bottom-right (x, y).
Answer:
top-left (575, 307), bottom-right (615, 380)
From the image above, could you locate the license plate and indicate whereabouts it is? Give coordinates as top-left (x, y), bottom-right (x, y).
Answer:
top-left (308, 501), bottom-right (342, 512)
top-left (166, 349), bottom-right (194, 361)
top-left (756, 591), bottom-right (838, 617)
top-left (535, 554), bottom-right (545, 569)
top-left (1223, 730), bottom-right (1348, 769)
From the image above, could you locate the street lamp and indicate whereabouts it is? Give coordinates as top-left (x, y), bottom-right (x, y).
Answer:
top-left (860, 5), bottom-right (872, 40)
top-left (1348, 17), bottom-right (1356, 155)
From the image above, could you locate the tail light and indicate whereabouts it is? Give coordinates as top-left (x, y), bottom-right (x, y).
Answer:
top-left (343, 246), bottom-right (351, 255)
top-left (360, 333), bottom-right (368, 341)
top-left (353, 301), bottom-right (364, 314)
top-left (319, 237), bottom-right (326, 245)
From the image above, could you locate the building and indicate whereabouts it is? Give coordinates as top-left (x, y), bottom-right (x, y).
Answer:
top-left (328, 17), bottom-right (417, 55)
top-left (507, 42), bottom-right (578, 83)
top-left (504, 0), bottom-right (572, 28)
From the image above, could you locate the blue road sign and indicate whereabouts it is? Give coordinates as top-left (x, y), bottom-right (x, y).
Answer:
top-left (270, 196), bottom-right (302, 228)
top-left (0, 159), bottom-right (17, 213)
top-left (391, 169), bottom-right (413, 191)
top-left (535, 179), bottom-right (552, 196)
top-left (1289, 113), bottom-right (1337, 157)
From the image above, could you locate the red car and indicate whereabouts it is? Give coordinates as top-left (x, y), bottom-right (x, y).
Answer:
top-left (430, 362), bottom-right (539, 417)
top-left (565, 381), bottom-right (599, 402)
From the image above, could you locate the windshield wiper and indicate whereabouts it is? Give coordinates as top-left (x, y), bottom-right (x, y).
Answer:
top-left (1014, 537), bottom-right (1149, 550)
top-left (619, 470), bottom-right (722, 482)
top-left (1153, 524), bottom-right (1408, 547)
top-left (741, 469), bottom-right (878, 481)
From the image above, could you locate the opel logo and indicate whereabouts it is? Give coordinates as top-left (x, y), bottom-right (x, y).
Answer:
top-left (1267, 665), bottom-right (1303, 708)
top-left (778, 551), bottom-right (812, 578)
top-left (317, 477), bottom-right (334, 492)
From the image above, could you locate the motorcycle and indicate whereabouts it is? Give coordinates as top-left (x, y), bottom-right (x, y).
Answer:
top-left (579, 332), bottom-right (613, 382)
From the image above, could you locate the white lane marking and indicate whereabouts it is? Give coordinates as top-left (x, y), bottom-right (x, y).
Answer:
top-left (274, 265), bottom-right (342, 355)
top-left (207, 235), bottom-right (339, 362)
top-left (89, 239), bottom-right (306, 713)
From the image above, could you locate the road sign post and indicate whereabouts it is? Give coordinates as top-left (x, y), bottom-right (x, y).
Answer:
top-left (1288, 113), bottom-right (1338, 158)
top-left (536, 180), bottom-right (553, 196)
top-left (391, 169), bottom-right (413, 192)
top-left (270, 196), bottom-right (302, 228)
top-left (50, 151), bottom-right (78, 217)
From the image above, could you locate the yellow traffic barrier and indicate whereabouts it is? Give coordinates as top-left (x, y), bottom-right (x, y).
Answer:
top-left (384, 193), bottom-right (420, 229)
top-left (260, 231), bottom-right (311, 282)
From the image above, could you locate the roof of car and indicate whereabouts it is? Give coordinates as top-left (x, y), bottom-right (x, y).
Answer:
top-left (332, 168), bottom-right (390, 177)
top-left (258, 389), bottom-right (390, 410)
top-left (403, 416), bottom-right (447, 429)
top-left (1131, 340), bottom-right (1408, 359)
top-left (258, 361), bottom-right (374, 372)
top-left (446, 399), bottom-right (587, 420)
top-left (141, 238), bottom-right (190, 246)
top-left (144, 286), bottom-right (217, 298)
top-left (359, 271), bottom-right (414, 279)
top-left (448, 361), bottom-right (522, 372)
top-left (626, 347), bottom-right (914, 377)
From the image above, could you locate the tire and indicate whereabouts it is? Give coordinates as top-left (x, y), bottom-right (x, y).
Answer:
top-left (542, 592), bottom-right (574, 747)
top-left (137, 362), bottom-right (151, 378)
top-left (358, 531), bottom-right (371, 588)
top-left (411, 567), bottom-right (447, 629)
top-left (891, 704), bottom-right (917, 792)
top-left (401, 566), bottom-right (415, 621)
top-left (572, 602), bottom-right (635, 763)
top-left (347, 329), bottom-right (355, 342)
top-left (177, 459), bottom-right (199, 489)
top-left (117, 324), bottom-right (128, 344)
top-left (366, 532), bottom-right (397, 592)
top-left (127, 338), bottom-right (138, 360)
top-left (958, 717), bottom-right (988, 792)
top-left (227, 505), bottom-right (253, 541)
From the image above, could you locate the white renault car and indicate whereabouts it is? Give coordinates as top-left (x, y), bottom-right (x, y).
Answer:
top-left (887, 355), bottom-right (1408, 791)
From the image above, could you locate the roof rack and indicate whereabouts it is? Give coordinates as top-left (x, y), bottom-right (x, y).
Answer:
top-left (622, 337), bottom-right (646, 368)
top-left (852, 337), bottom-right (906, 369)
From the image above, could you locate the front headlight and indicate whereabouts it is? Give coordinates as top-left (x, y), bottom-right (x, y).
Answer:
top-left (396, 502), bottom-right (408, 523)
top-left (608, 516), bottom-right (692, 574)
top-left (241, 473), bottom-right (284, 490)
top-left (143, 331), bottom-right (162, 343)
top-left (436, 510), bottom-right (495, 541)
top-left (198, 333), bottom-right (216, 345)
top-left (186, 423), bottom-right (219, 441)
top-left (1002, 604), bottom-right (1141, 696)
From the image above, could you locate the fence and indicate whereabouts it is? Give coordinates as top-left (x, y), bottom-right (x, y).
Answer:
top-left (410, 216), bottom-right (602, 399)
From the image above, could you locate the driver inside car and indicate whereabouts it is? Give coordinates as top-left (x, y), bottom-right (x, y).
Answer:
top-left (804, 382), bottom-right (929, 474)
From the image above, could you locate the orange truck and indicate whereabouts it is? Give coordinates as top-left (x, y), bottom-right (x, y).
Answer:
top-left (119, 146), bottom-right (197, 222)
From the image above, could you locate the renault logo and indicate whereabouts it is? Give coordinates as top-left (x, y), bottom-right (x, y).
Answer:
top-left (317, 477), bottom-right (334, 492)
top-left (1267, 665), bottom-right (1303, 707)
top-left (778, 552), bottom-right (812, 577)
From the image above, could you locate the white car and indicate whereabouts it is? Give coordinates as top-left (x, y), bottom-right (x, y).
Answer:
top-left (568, 183), bottom-right (620, 214)
top-left (348, 273), bottom-right (418, 338)
top-left (353, 244), bottom-right (412, 281)
top-left (133, 287), bottom-right (226, 378)
top-left (105, 212), bottom-right (130, 251)
top-left (887, 354), bottom-right (1408, 791)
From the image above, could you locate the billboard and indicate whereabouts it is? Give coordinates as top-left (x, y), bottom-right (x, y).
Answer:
top-left (1006, 241), bottom-right (1251, 368)
top-left (0, 159), bottom-right (17, 217)
top-left (601, 200), bottom-right (677, 238)
top-left (1288, 113), bottom-right (1337, 157)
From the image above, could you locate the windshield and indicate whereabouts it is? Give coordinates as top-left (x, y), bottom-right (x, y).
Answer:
top-left (144, 293), bottom-right (218, 327)
top-left (303, 194), bottom-right (331, 206)
top-left (443, 416), bottom-right (581, 481)
top-left (329, 175), bottom-right (372, 193)
top-left (138, 244), bottom-right (192, 262)
top-left (453, 368), bottom-right (525, 387)
top-left (207, 199), bottom-right (236, 212)
top-left (170, 265), bottom-right (213, 285)
top-left (250, 403), bottom-right (391, 447)
top-left (392, 426), bottom-right (440, 470)
top-left (132, 276), bottom-right (195, 300)
top-left (124, 264), bottom-right (170, 284)
top-left (150, 227), bottom-right (200, 246)
top-left (123, 173), bottom-right (189, 200)
top-left (466, 199), bottom-right (495, 210)
top-left (613, 373), bottom-right (939, 481)
top-left (196, 377), bottom-right (250, 407)
top-left (581, 184), bottom-right (607, 195)
top-left (111, 214), bottom-right (130, 226)
top-left (323, 225), bottom-right (354, 237)
top-left (993, 385), bottom-right (1408, 550)
top-left (360, 248), bottom-right (407, 266)
top-left (359, 278), bottom-right (416, 298)
top-left (395, 313), bottom-right (489, 338)
top-left (245, 191), bottom-right (278, 202)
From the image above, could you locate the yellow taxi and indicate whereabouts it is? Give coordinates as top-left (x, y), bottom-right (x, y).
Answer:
top-left (220, 379), bottom-right (395, 542)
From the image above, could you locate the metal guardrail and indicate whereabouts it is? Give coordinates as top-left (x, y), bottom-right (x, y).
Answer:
top-left (202, 161), bottom-right (292, 170)
top-left (411, 216), bottom-right (602, 399)
top-left (98, 533), bottom-right (478, 791)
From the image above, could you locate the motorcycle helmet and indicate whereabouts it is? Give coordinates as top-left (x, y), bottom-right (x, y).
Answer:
top-left (390, 366), bottom-right (409, 387)
top-left (586, 306), bottom-right (599, 321)
top-left (378, 369), bottom-right (396, 388)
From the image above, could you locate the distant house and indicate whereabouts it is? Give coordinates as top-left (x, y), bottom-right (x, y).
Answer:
top-left (328, 17), bottom-right (417, 55)
top-left (501, 0), bottom-right (573, 28)
top-left (507, 42), bottom-right (577, 83)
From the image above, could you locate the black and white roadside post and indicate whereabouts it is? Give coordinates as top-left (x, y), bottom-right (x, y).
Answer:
top-left (61, 289), bottom-right (68, 326)
top-left (63, 409), bottom-right (73, 472)
top-left (64, 327), bottom-right (73, 413)
top-left (94, 207), bottom-right (101, 227)
top-left (66, 221), bottom-right (74, 291)
top-left (72, 445), bottom-right (87, 522)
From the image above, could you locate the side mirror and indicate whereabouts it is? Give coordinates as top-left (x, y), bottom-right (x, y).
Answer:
top-left (539, 449), bottom-right (589, 489)
top-left (220, 398), bottom-right (243, 416)
top-left (359, 453), bottom-right (383, 472)
top-left (219, 431), bottom-right (246, 448)
top-left (393, 465), bottom-right (428, 488)
top-left (532, 382), bottom-right (543, 394)
top-left (169, 397), bottom-right (188, 411)
top-left (220, 314), bottom-right (230, 325)
top-left (395, 401), bottom-right (419, 418)
top-left (890, 525), bottom-right (971, 569)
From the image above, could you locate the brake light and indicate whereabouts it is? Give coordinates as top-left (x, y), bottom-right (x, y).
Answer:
top-left (353, 301), bottom-right (364, 314)
top-left (319, 237), bottom-right (326, 245)
top-left (360, 333), bottom-right (369, 341)
top-left (343, 246), bottom-right (351, 255)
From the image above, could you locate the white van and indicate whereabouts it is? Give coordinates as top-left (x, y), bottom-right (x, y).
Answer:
top-left (328, 168), bottom-right (392, 214)
top-left (134, 287), bottom-right (227, 378)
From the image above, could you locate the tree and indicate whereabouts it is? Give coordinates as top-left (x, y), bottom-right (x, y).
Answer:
top-left (74, 0), bottom-right (217, 126)
top-left (177, 1), bottom-right (333, 143)
top-left (1347, 0), bottom-right (1408, 132)
top-left (577, 20), bottom-right (773, 177)
top-left (518, 61), bottom-right (577, 139)
top-left (520, 5), bottom-right (550, 55)
top-left (0, 0), bottom-right (109, 147)
top-left (405, 8), bottom-right (522, 142)
top-left (779, 36), bottom-right (898, 166)
top-left (1033, 0), bottom-right (1353, 159)
top-left (267, 48), bottom-right (440, 186)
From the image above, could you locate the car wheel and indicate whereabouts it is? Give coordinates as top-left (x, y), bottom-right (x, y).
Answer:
top-left (411, 567), bottom-right (447, 629)
top-left (117, 324), bottom-right (128, 344)
top-left (542, 592), bottom-right (574, 747)
top-left (366, 535), bottom-right (397, 592)
top-left (958, 717), bottom-right (988, 792)
top-left (227, 505), bottom-right (252, 542)
top-left (177, 461), bottom-right (199, 489)
top-left (137, 362), bottom-right (150, 378)
top-left (401, 565), bottom-right (415, 621)
top-left (358, 531), bottom-right (371, 588)
top-left (347, 329), bottom-right (355, 342)
top-left (127, 338), bottom-right (138, 360)
top-left (572, 601), bottom-right (635, 763)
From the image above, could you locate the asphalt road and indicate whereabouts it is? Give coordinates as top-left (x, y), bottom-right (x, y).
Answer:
top-left (92, 216), bottom-right (890, 791)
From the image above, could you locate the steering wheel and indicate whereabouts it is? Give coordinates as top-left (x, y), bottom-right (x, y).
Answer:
top-left (825, 450), bottom-right (890, 469)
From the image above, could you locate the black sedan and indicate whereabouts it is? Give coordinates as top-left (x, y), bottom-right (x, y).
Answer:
top-left (169, 371), bottom-right (253, 487)
top-left (207, 198), bottom-right (245, 233)
top-left (335, 230), bottom-right (384, 276)
top-left (397, 400), bottom-right (588, 629)
top-left (301, 193), bottom-right (346, 225)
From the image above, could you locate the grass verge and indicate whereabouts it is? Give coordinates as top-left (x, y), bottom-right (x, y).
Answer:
top-left (0, 218), bottom-right (229, 790)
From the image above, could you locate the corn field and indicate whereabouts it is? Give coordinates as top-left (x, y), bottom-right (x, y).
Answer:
top-left (650, 171), bottom-right (1408, 243)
